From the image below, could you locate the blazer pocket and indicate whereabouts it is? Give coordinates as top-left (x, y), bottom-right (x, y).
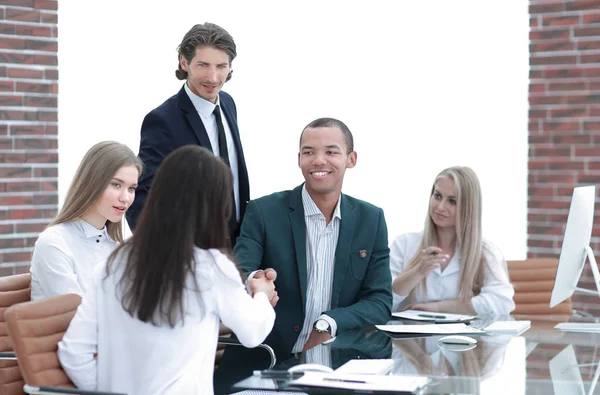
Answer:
top-left (349, 249), bottom-right (371, 280)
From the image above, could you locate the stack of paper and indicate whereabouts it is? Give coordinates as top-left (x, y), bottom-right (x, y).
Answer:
top-left (484, 320), bottom-right (531, 335)
top-left (376, 323), bottom-right (484, 335)
top-left (392, 309), bottom-right (477, 323)
top-left (334, 359), bottom-right (395, 375)
top-left (554, 323), bottom-right (600, 333)
top-left (289, 371), bottom-right (429, 393)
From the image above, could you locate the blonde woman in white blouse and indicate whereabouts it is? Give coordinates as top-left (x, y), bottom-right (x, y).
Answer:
top-left (390, 166), bottom-right (515, 315)
top-left (58, 146), bottom-right (276, 395)
top-left (30, 141), bottom-right (142, 300)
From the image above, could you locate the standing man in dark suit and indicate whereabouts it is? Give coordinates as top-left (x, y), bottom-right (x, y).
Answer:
top-left (214, 118), bottom-right (392, 394)
top-left (127, 23), bottom-right (249, 245)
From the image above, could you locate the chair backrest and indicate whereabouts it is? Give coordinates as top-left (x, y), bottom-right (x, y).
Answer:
top-left (507, 258), bottom-right (573, 316)
top-left (0, 273), bottom-right (31, 395)
top-left (5, 293), bottom-right (81, 389)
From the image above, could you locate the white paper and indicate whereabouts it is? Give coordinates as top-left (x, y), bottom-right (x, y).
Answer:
top-left (334, 359), bottom-right (395, 375)
top-left (554, 323), bottom-right (600, 333)
top-left (484, 320), bottom-right (531, 335)
top-left (289, 371), bottom-right (429, 392)
top-left (392, 309), bottom-right (477, 323)
top-left (376, 323), bottom-right (485, 335)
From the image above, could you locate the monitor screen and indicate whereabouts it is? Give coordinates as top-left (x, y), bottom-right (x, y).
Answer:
top-left (550, 185), bottom-right (596, 308)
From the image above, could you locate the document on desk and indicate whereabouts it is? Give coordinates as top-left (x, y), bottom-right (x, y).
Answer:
top-left (392, 309), bottom-right (477, 323)
top-left (334, 359), bottom-right (395, 375)
top-left (376, 323), bottom-right (485, 335)
top-left (289, 371), bottom-right (430, 394)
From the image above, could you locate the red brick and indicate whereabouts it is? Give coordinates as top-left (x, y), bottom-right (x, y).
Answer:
top-left (547, 81), bottom-right (587, 91)
top-left (532, 146), bottom-right (572, 157)
top-left (25, 39), bottom-right (57, 52)
top-left (528, 239), bottom-right (554, 249)
top-left (0, 67), bottom-right (6, 78)
top-left (8, 209), bottom-right (44, 220)
top-left (0, 225), bottom-right (13, 236)
top-left (0, 195), bottom-right (34, 205)
top-left (0, 125), bottom-right (7, 136)
top-left (5, 8), bottom-right (40, 23)
top-left (542, 15), bottom-right (580, 26)
top-left (528, 185), bottom-right (555, 197)
top-left (32, 194), bottom-right (57, 205)
top-left (529, 82), bottom-right (546, 93)
top-left (533, 173), bottom-right (577, 184)
top-left (23, 96), bottom-right (57, 108)
top-left (0, 167), bottom-right (31, 178)
top-left (15, 222), bottom-right (46, 233)
top-left (7, 67), bottom-right (44, 79)
top-left (530, 41), bottom-right (575, 52)
top-left (15, 82), bottom-right (56, 94)
top-left (529, 134), bottom-right (552, 144)
top-left (529, 109), bottom-right (547, 119)
top-left (580, 53), bottom-right (600, 63)
top-left (40, 13), bottom-right (57, 24)
top-left (574, 26), bottom-right (600, 37)
top-left (0, 110), bottom-right (39, 122)
top-left (38, 111), bottom-right (57, 122)
top-left (33, 167), bottom-right (56, 177)
top-left (587, 160), bottom-right (600, 170)
top-left (582, 13), bottom-right (600, 24)
top-left (26, 152), bottom-right (57, 163)
top-left (553, 132), bottom-right (591, 145)
top-left (2, 0), bottom-right (34, 6)
top-left (566, 0), bottom-right (600, 11)
top-left (40, 181), bottom-right (57, 191)
top-left (530, 17), bottom-right (539, 28)
top-left (0, 22), bottom-right (17, 35)
top-left (529, 28), bottom-right (571, 41)
top-left (34, 0), bottom-right (57, 10)
top-left (583, 121), bottom-right (600, 131)
top-left (530, 69), bottom-right (544, 79)
top-left (0, 96), bottom-right (22, 106)
top-left (14, 138), bottom-right (57, 150)
top-left (42, 208), bottom-right (57, 218)
top-left (529, 120), bottom-right (541, 133)
top-left (577, 40), bottom-right (600, 51)
top-left (578, 174), bottom-right (600, 183)
top-left (530, 3), bottom-right (564, 14)
top-left (10, 125), bottom-right (43, 135)
top-left (15, 25), bottom-right (52, 37)
top-left (549, 107), bottom-right (587, 118)
top-left (0, 239), bottom-right (25, 249)
top-left (0, 252), bottom-right (32, 263)
top-left (0, 37), bottom-right (26, 50)
top-left (4, 181), bottom-right (41, 192)
top-left (543, 67), bottom-right (583, 78)
top-left (574, 146), bottom-right (600, 156)
top-left (44, 69), bottom-right (58, 80)
top-left (0, 153), bottom-right (26, 164)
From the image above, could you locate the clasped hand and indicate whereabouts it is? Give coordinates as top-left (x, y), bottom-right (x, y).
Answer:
top-left (248, 268), bottom-right (279, 307)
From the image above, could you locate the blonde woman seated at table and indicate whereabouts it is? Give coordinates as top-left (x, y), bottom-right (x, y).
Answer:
top-left (390, 166), bottom-right (515, 315)
top-left (58, 146), bottom-right (276, 395)
top-left (30, 141), bottom-right (142, 300)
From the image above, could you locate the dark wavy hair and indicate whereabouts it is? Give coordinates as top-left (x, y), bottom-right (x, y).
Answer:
top-left (175, 22), bottom-right (236, 82)
top-left (108, 145), bottom-right (233, 327)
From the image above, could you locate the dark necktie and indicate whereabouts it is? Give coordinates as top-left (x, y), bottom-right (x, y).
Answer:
top-left (213, 105), bottom-right (238, 239)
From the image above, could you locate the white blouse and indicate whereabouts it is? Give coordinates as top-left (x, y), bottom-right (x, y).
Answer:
top-left (390, 232), bottom-right (515, 315)
top-left (30, 220), bottom-right (118, 300)
top-left (58, 248), bottom-right (275, 395)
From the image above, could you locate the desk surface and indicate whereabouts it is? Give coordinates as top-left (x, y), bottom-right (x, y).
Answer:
top-left (225, 315), bottom-right (600, 395)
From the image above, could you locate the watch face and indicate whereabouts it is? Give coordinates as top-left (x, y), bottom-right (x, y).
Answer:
top-left (316, 320), bottom-right (329, 331)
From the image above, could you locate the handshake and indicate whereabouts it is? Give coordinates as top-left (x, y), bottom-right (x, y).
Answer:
top-left (248, 268), bottom-right (279, 307)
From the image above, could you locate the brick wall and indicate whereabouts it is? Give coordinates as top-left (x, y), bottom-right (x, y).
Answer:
top-left (0, 0), bottom-right (58, 275)
top-left (529, 0), bottom-right (600, 314)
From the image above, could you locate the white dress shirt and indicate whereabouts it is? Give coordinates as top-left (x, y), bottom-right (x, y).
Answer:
top-left (291, 185), bottom-right (341, 360)
top-left (58, 248), bottom-right (275, 395)
top-left (184, 83), bottom-right (240, 221)
top-left (390, 232), bottom-right (515, 315)
top-left (30, 220), bottom-right (118, 300)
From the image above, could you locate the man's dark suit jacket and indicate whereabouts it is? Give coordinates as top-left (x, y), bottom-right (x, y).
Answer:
top-left (214, 185), bottom-right (392, 394)
top-left (126, 85), bottom-right (249, 234)
top-left (234, 184), bottom-right (392, 356)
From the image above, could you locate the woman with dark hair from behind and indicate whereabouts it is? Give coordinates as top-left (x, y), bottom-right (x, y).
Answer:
top-left (57, 146), bottom-right (276, 395)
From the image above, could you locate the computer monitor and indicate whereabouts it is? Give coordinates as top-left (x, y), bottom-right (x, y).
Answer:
top-left (550, 185), bottom-right (600, 309)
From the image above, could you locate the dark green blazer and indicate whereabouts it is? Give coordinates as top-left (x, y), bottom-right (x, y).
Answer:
top-left (233, 184), bottom-right (392, 358)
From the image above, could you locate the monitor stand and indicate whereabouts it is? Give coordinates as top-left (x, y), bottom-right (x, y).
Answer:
top-left (574, 246), bottom-right (600, 298)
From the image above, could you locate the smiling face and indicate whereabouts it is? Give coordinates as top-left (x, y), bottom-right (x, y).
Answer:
top-left (298, 126), bottom-right (357, 200)
top-left (429, 176), bottom-right (457, 229)
top-left (180, 45), bottom-right (231, 103)
top-left (84, 165), bottom-right (139, 229)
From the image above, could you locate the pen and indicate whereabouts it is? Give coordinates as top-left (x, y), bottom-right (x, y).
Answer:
top-left (323, 378), bottom-right (367, 384)
top-left (418, 313), bottom-right (446, 319)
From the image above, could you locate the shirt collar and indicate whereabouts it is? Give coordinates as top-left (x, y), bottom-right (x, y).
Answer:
top-left (74, 219), bottom-right (109, 239)
top-left (301, 184), bottom-right (342, 220)
top-left (184, 82), bottom-right (220, 119)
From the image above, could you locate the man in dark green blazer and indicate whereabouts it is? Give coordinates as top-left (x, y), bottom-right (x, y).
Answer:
top-left (214, 117), bottom-right (392, 393)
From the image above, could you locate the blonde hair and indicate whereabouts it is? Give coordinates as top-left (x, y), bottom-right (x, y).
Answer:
top-left (52, 141), bottom-right (143, 243)
top-left (407, 166), bottom-right (488, 302)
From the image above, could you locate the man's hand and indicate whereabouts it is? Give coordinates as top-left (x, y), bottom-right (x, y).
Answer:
top-left (302, 330), bottom-right (332, 352)
top-left (249, 268), bottom-right (279, 307)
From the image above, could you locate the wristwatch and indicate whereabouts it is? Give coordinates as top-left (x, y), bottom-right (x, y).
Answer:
top-left (313, 318), bottom-right (331, 334)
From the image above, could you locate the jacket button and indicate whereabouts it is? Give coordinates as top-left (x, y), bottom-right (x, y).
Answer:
top-left (293, 326), bottom-right (300, 332)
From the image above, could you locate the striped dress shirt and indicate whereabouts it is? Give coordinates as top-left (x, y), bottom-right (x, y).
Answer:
top-left (291, 185), bottom-right (341, 359)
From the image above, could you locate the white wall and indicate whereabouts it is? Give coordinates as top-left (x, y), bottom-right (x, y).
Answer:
top-left (58, 1), bottom-right (528, 259)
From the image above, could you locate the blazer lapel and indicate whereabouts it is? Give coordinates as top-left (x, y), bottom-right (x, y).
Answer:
top-left (332, 194), bottom-right (354, 309)
top-left (289, 185), bottom-right (308, 311)
top-left (177, 86), bottom-right (213, 150)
